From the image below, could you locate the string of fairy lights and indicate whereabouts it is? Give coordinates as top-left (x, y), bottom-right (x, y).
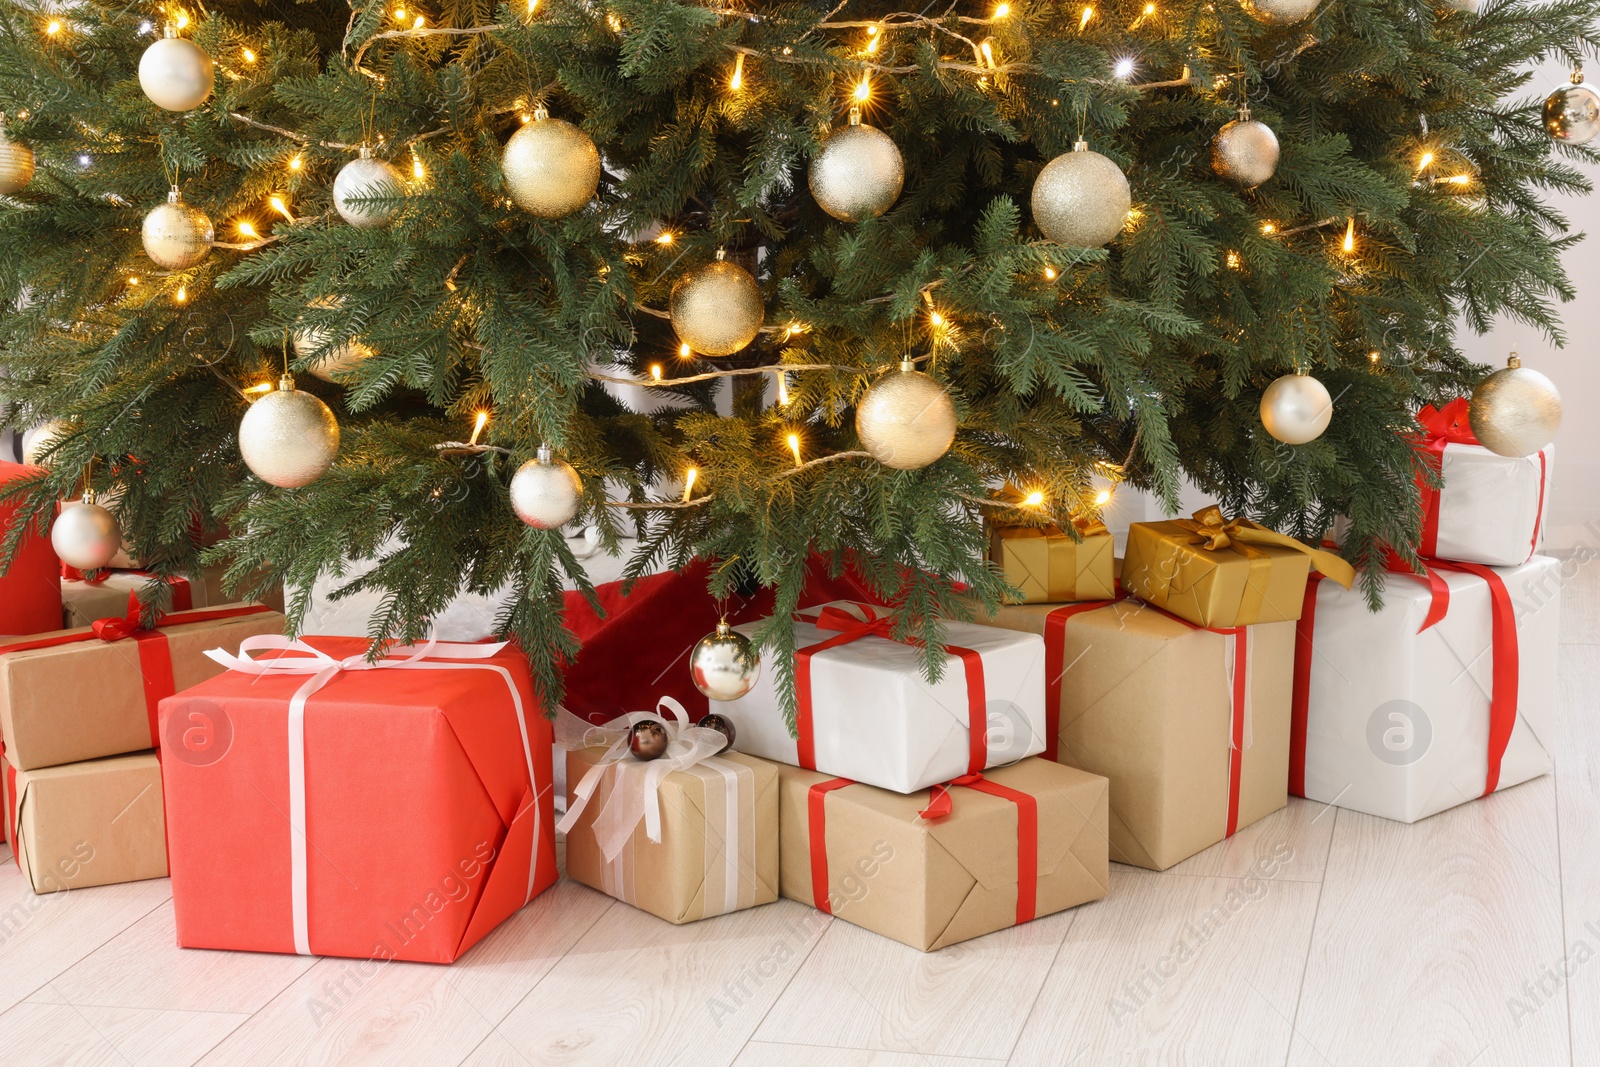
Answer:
top-left (3, 0), bottom-right (1555, 573)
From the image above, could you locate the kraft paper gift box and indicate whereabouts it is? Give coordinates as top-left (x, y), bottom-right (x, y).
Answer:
top-left (561, 706), bottom-right (779, 924)
top-left (1412, 399), bottom-right (1552, 567)
top-left (989, 519), bottom-right (1116, 604)
top-left (160, 635), bottom-right (559, 963)
top-left (1121, 505), bottom-right (1355, 629)
top-left (778, 757), bottom-right (1109, 951)
top-left (977, 596), bottom-right (1296, 871)
top-left (62, 564), bottom-right (287, 628)
top-left (0, 604), bottom-right (286, 771)
top-left (0, 460), bottom-right (63, 638)
top-left (710, 601), bottom-right (1048, 795)
top-left (1291, 554), bottom-right (1559, 824)
top-left (4, 752), bottom-right (168, 893)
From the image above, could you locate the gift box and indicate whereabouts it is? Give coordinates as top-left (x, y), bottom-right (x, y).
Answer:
top-left (560, 702), bottom-right (779, 924)
top-left (977, 596), bottom-right (1295, 870)
top-left (160, 635), bottom-right (558, 963)
top-left (1291, 554), bottom-right (1559, 823)
top-left (779, 758), bottom-right (1108, 951)
top-left (989, 518), bottom-right (1115, 604)
top-left (710, 601), bottom-right (1047, 795)
top-left (0, 460), bottom-right (63, 638)
top-left (0, 604), bottom-right (285, 771)
top-left (1121, 505), bottom-right (1355, 629)
top-left (62, 565), bottom-right (287, 628)
top-left (1413, 399), bottom-right (1552, 567)
top-left (4, 752), bottom-right (168, 893)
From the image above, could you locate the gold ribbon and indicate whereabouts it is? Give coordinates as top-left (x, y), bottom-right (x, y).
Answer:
top-left (1174, 506), bottom-right (1355, 589)
top-left (992, 519), bottom-right (1115, 603)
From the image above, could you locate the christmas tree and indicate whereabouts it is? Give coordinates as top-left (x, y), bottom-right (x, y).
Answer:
top-left (0, 0), bottom-right (1591, 713)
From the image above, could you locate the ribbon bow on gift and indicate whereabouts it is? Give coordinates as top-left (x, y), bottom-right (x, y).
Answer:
top-left (1416, 397), bottom-right (1479, 446)
top-left (1175, 506), bottom-right (1356, 589)
top-left (555, 698), bottom-right (733, 861)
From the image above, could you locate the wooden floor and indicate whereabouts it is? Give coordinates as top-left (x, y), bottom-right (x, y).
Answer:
top-left (3, 564), bottom-right (1597, 1066)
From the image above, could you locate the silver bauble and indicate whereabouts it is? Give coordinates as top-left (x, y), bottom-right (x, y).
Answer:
top-left (238, 375), bottom-right (340, 488)
top-left (1242, 0), bottom-right (1321, 23)
top-left (138, 33), bottom-right (215, 112)
top-left (509, 445), bottom-right (583, 529)
top-left (501, 109), bottom-right (601, 219)
top-left (333, 152), bottom-right (404, 228)
top-left (1212, 109), bottom-right (1280, 190)
top-left (691, 619), bottom-right (762, 702)
top-left (1543, 77), bottom-right (1600, 145)
top-left (670, 253), bottom-right (765, 357)
top-left (1032, 139), bottom-right (1131, 248)
top-left (1260, 371), bottom-right (1334, 445)
top-left (0, 125), bottom-right (35, 194)
top-left (142, 187), bottom-right (213, 270)
top-left (52, 495), bottom-right (122, 571)
top-left (22, 419), bottom-right (73, 467)
top-left (855, 360), bottom-right (958, 470)
top-left (809, 110), bottom-right (904, 222)
top-left (1469, 354), bottom-right (1561, 458)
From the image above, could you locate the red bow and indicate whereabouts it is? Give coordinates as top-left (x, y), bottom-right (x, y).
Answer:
top-left (810, 603), bottom-right (898, 643)
top-left (1416, 398), bottom-right (1479, 446)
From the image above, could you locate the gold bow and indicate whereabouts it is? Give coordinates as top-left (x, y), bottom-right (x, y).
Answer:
top-left (1175, 506), bottom-right (1354, 589)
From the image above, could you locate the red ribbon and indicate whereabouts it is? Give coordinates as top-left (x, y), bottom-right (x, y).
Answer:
top-left (793, 603), bottom-right (988, 775)
top-left (918, 772), bottom-right (1039, 924)
top-left (1416, 400), bottom-right (1477, 558)
top-left (1042, 594), bottom-right (1124, 762)
top-left (807, 777), bottom-right (855, 914)
top-left (4, 759), bottom-right (16, 865)
top-left (1530, 451), bottom-right (1548, 559)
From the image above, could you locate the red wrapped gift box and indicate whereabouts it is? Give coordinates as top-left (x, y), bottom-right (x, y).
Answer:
top-left (0, 461), bottom-right (62, 637)
top-left (159, 636), bottom-right (557, 963)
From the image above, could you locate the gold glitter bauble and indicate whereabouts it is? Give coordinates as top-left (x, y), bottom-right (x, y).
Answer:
top-left (1242, 0), bottom-right (1320, 23)
top-left (670, 256), bottom-right (765, 357)
top-left (0, 127), bottom-right (35, 194)
top-left (509, 445), bottom-right (583, 529)
top-left (138, 34), bottom-right (215, 112)
top-left (238, 376), bottom-right (340, 488)
top-left (333, 154), bottom-right (404, 228)
top-left (142, 189), bottom-right (213, 270)
top-left (809, 114), bottom-right (904, 222)
top-left (855, 361), bottom-right (958, 470)
top-left (1032, 140), bottom-right (1131, 248)
top-left (1211, 112), bottom-right (1280, 190)
top-left (1543, 78), bottom-right (1600, 144)
top-left (501, 111), bottom-right (601, 219)
top-left (1469, 355), bottom-right (1562, 458)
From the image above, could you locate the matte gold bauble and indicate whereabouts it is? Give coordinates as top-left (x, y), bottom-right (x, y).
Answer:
top-left (1543, 73), bottom-right (1600, 145)
top-left (670, 252), bottom-right (765, 357)
top-left (238, 375), bottom-right (340, 488)
top-left (333, 150), bottom-right (404, 228)
top-left (1032, 139), bottom-right (1131, 248)
top-left (809, 108), bottom-right (904, 222)
top-left (502, 108), bottom-right (601, 219)
top-left (142, 187), bottom-right (213, 270)
top-left (52, 492), bottom-right (122, 571)
top-left (1469, 353), bottom-right (1562, 457)
top-left (21, 419), bottom-right (73, 466)
top-left (0, 123), bottom-right (35, 194)
top-left (1260, 370), bottom-right (1333, 445)
top-left (138, 31), bottom-right (214, 112)
top-left (1242, 0), bottom-right (1320, 23)
top-left (509, 444), bottom-right (583, 529)
top-left (855, 360), bottom-right (958, 470)
top-left (1211, 108), bottom-right (1280, 190)
top-left (690, 618), bottom-right (761, 702)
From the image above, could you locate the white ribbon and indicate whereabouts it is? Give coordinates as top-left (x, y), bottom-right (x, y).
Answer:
top-left (1222, 629), bottom-right (1254, 752)
top-left (203, 634), bottom-right (543, 957)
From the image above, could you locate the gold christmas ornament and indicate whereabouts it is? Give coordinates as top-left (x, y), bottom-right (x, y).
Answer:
top-left (0, 118), bottom-right (35, 194)
top-left (509, 444), bottom-right (583, 529)
top-left (1543, 71), bottom-right (1600, 145)
top-left (670, 250), bottom-right (765, 357)
top-left (809, 106), bottom-right (905, 222)
top-left (333, 148), bottom-right (405, 228)
top-left (690, 618), bottom-right (762, 702)
top-left (1260, 370), bottom-right (1334, 445)
top-left (1242, 0), bottom-right (1320, 23)
top-left (855, 359), bottom-right (958, 470)
top-left (1211, 106), bottom-right (1280, 190)
top-left (21, 419), bottom-right (72, 466)
top-left (138, 28), bottom-right (215, 112)
top-left (238, 375), bottom-right (341, 488)
top-left (142, 187), bottom-right (214, 270)
top-left (502, 108), bottom-right (601, 219)
top-left (52, 491), bottom-right (122, 571)
top-left (1469, 353), bottom-right (1562, 458)
top-left (1032, 139), bottom-right (1131, 248)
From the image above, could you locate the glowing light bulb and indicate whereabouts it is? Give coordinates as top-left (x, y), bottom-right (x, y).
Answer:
top-left (270, 196), bottom-right (292, 221)
top-left (1094, 488), bottom-right (1112, 506)
top-left (1023, 490), bottom-right (1045, 507)
top-left (929, 310), bottom-right (945, 327)
top-left (469, 411), bottom-right (488, 445)
top-left (394, 7), bottom-right (406, 18)
top-left (1144, 3), bottom-right (1156, 12)
top-left (607, 12), bottom-right (621, 31)
top-left (1226, 250), bottom-right (1241, 268)
top-left (1448, 174), bottom-right (1471, 185)
top-left (1043, 266), bottom-right (1057, 280)
top-left (1114, 57), bottom-right (1135, 79)
top-left (175, 285), bottom-right (187, 303)
top-left (681, 468), bottom-right (698, 502)
top-left (127, 276), bottom-right (140, 287)
top-left (995, 2), bottom-right (1011, 15)
top-left (650, 363), bottom-right (663, 381)
top-left (678, 342), bottom-right (692, 358)
top-left (787, 433), bottom-right (802, 467)
top-left (1418, 151), bottom-right (1434, 171)
top-left (776, 371), bottom-right (789, 404)
top-left (46, 20), bottom-right (62, 35)
top-left (1342, 218), bottom-right (1356, 253)
top-left (413, 15), bottom-right (425, 28)
top-left (237, 220), bottom-right (258, 239)
top-left (412, 155), bottom-right (425, 179)
top-left (175, 12), bottom-right (189, 30)
top-left (731, 52), bottom-right (745, 90)
top-left (1260, 221), bottom-right (1276, 235)
top-left (242, 47), bottom-right (256, 62)
top-left (1079, 6), bottom-right (1094, 30)
top-left (244, 382), bottom-right (274, 394)
top-left (288, 155), bottom-right (303, 171)
top-left (655, 231), bottom-right (674, 245)
top-left (853, 77), bottom-right (870, 102)
top-left (527, 0), bottom-right (537, 11)
top-left (1368, 350), bottom-right (1381, 364)
top-left (866, 26), bottom-right (880, 54)
top-left (980, 40), bottom-right (996, 68)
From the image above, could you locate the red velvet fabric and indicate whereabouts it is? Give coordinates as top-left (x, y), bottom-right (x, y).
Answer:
top-left (559, 557), bottom-right (882, 725)
top-left (0, 461), bottom-right (63, 637)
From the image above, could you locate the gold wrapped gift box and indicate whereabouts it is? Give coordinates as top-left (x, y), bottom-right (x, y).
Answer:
top-left (989, 519), bottom-right (1115, 604)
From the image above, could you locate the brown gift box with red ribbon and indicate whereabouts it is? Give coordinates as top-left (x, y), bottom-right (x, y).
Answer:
top-left (0, 604), bottom-right (285, 771)
top-left (976, 596), bottom-right (1296, 871)
top-left (778, 758), bottom-right (1108, 951)
top-left (61, 565), bottom-right (287, 629)
top-left (4, 751), bottom-right (168, 893)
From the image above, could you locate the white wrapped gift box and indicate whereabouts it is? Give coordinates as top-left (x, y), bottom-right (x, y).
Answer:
top-left (1291, 555), bottom-right (1559, 823)
top-left (711, 600), bottom-right (1047, 794)
top-left (1422, 442), bottom-right (1552, 567)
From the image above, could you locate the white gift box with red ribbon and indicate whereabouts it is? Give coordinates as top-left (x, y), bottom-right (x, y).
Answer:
top-left (710, 601), bottom-right (1047, 795)
top-left (1290, 554), bottom-right (1559, 824)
